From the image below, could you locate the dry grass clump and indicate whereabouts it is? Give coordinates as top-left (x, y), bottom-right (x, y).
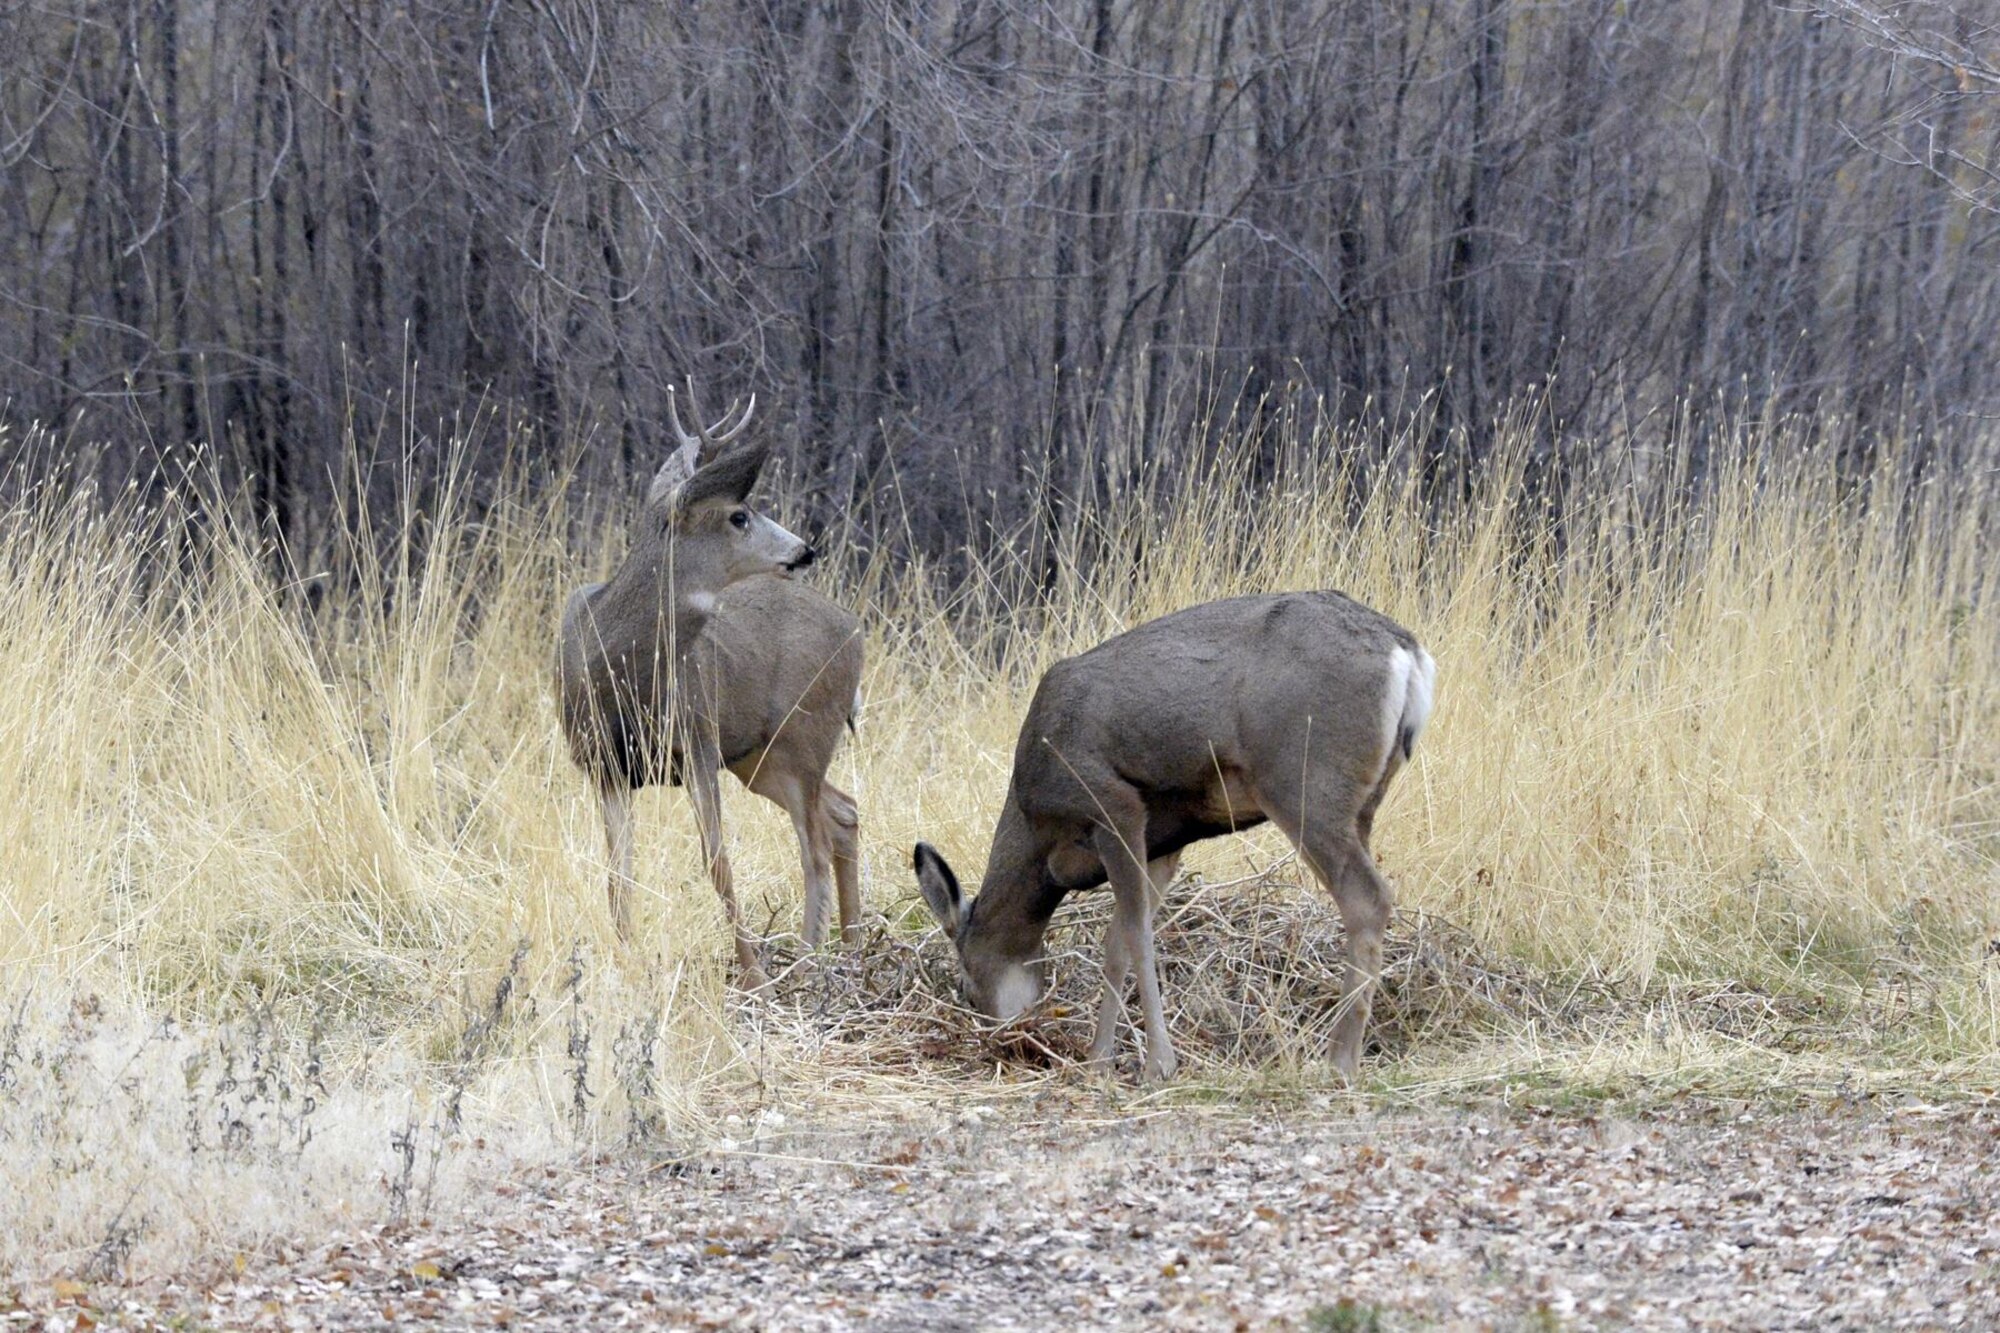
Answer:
top-left (759, 870), bottom-right (1584, 1081)
top-left (0, 987), bottom-right (566, 1282)
top-left (1, 410), bottom-right (1997, 1277)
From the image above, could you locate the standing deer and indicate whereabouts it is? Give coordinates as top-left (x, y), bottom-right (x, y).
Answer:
top-left (913, 591), bottom-right (1435, 1081)
top-left (556, 389), bottom-right (865, 987)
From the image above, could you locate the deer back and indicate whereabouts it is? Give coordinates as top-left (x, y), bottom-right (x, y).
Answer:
top-left (1011, 592), bottom-right (1419, 820)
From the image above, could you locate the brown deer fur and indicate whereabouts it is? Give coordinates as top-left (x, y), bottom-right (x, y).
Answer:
top-left (557, 394), bottom-right (864, 985)
top-left (914, 591), bottom-right (1435, 1080)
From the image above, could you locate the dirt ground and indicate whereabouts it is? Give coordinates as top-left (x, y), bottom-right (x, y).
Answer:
top-left (15, 1096), bottom-right (1999, 1331)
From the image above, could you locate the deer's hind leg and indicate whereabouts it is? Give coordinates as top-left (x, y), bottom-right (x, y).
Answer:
top-left (793, 779), bottom-right (839, 949)
top-left (1255, 766), bottom-right (1387, 1081)
top-left (1316, 838), bottom-right (1391, 1080)
top-left (746, 763), bottom-right (840, 949)
top-left (822, 782), bottom-right (862, 944)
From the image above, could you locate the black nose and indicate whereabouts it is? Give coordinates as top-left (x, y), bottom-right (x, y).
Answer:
top-left (790, 545), bottom-right (817, 569)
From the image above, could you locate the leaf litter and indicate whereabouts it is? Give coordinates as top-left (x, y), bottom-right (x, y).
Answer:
top-left (17, 1098), bottom-right (1996, 1330)
top-left (9, 874), bottom-right (1997, 1329)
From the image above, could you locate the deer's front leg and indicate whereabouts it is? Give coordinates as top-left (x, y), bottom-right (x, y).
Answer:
top-left (684, 755), bottom-right (769, 991)
top-left (1089, 853), bottom-right (1181, 1069)
top-left (1088, 902), bottom-right (1135, 1067)
top-left (1093, 826), bottom-right (1178, 1083)
top-left (600, 780), bottom-right (637, 944)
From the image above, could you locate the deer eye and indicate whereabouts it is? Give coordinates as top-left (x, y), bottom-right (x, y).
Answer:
top-left (728, 510), bottom-right (750, 530)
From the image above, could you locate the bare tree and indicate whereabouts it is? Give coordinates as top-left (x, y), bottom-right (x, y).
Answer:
top-left (3, 0), bottom-right (1999, 561)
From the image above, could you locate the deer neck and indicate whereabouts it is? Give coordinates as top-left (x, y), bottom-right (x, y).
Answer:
top-left (967, 796), bottom-right (1065, 964)
top-left (665, 580), bottom-right (721, 644)
top-left (594, 540), bottom-right (726, 656)
top-left (659, 533), bottom-right (738, 643)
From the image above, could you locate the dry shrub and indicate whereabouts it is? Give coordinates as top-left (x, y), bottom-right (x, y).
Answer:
top-left (759, 869), bottom-right (1589, 1081)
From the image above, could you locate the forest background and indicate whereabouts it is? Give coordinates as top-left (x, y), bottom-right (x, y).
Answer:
top-left (6, 0), bottom-right (2000, 554)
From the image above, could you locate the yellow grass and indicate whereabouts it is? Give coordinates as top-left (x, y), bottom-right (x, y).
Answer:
top-left (1, 414), bottom-right (1995, 1276)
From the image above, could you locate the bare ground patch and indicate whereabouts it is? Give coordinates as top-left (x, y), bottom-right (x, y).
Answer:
top-left (14, 1097), bottom-right (1997, 1331)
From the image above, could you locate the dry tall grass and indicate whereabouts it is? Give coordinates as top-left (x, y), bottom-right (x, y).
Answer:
top-left (1, 415), bottom-right (1995, 1278)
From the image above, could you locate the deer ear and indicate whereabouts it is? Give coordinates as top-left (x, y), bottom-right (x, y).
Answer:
top-left (676, 441), bottom-right (770, 511)
top-left (914, 842), bottom-right (966, 938)
top-left (646, 438), bottom-right (702, 507)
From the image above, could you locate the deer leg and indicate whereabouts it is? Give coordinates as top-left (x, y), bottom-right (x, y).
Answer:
top-left (822, 782), bottom-right (862, 945)
top-left (1087, 901), bottom-right (1134, 1067)
top-left (748, 765), bottom-right (839, 950)
top-left (1354, 749), bottom-right (1402, 854)
top-left (779, 776), bottom-right (836, 949)
top-left (1302, 831), bottom-right (1389, 1081)
top-left (1130, 894), bottom-right (1177, 1083)
top-left (685, 764), bottom-right (769, 990)
top-left (1136, 852), bottom-right (1182, 1079)
top-left (1256, 765), bottom-right (1387, 1081)
top-left (1329, 846), bottom-right (1391, 1080)
top-left (1093, 825), bottom-right (1177, 1083)
top-left (1092, 853), bottom-right (1179, 1067)
top-left (600, 780), bottom-right (637, 944)
top-left (805, 791), bottom-right (840, 947)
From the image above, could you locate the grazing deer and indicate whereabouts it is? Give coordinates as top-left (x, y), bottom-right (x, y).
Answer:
top-left (556, 389), bottom-right (865, 987)
top-left (913, 592), bottom-right (1435, 1081)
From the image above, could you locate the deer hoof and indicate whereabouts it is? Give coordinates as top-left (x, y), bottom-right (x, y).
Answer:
top-left (1141, 1047), bottom-right (1180, 1084)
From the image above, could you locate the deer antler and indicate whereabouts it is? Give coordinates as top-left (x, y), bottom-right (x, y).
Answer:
top-left (667, 380), bottom-right (758, 461)
top-left (708, 390), bottom-right (757, 449)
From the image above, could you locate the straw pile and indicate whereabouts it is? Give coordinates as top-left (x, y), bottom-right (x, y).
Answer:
top-left (759, 865), bottom-right (1594, 1079)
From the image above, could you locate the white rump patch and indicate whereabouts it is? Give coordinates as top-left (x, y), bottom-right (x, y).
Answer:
top-left (684, 591), bottom-right (717, 615)
top-left (1381, 644), bottom-right (1438, 762)
top-left (1380, 646), bottom-right (1414, 756)
top-left (992, 965), bottom-right (1040, 1023)
top-left (1404, 647), bottom-right (1438, 750)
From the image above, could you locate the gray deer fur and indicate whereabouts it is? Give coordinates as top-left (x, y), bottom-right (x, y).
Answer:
top-left (556, 390), bottom-right (865, 986)
top-left (914, 591), bottom-right (1435, 1081)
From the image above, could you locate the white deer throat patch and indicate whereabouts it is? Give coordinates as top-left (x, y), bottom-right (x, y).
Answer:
top-left (992, 965), bottom-right (1040, 1022)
